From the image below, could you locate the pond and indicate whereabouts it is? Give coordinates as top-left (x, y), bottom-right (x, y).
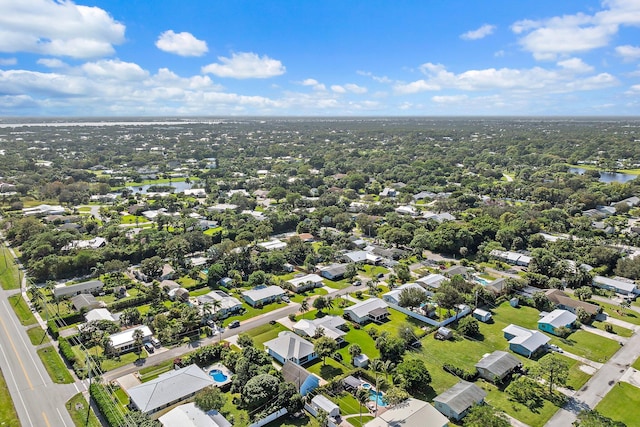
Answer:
top-left (568, 167), bottom-right (637, 184)
top-left (125, 181), bottom-right (194, 194)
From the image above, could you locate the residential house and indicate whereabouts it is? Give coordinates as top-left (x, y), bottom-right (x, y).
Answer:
top-left (62, 237), bottom-right (107, 251)
top-left (342, 250), bottom-right (382, 265)
top-left (281, 360), bottom-right (320, 396)
top-left (538, 309), bottom-right (577, 336)
top-left (344, 298), bottom-right (390, 324)
top-left (310, 395), bottom-right (340, 419)
top-left (593, 276), bottom-right (639, 295)
top-left (242, 285), bottom-right (286, 307)
top-left (475, 351), bottom-right (522, 383)
top-left (489, 250), bottom-right (531, 267)
top-left (382, 283), bottom-right (427, 306)
top-left (444, 265), bottom-right (470, 279)
top-left (319, 263), bottom-right (348, 280)
top-left (502, 324), bottom-right (550, 357)
top-left (293, 316), bottom-right (347, 343)
top-left (365, 398), bottom-right (448, 427)
top-left (84, 308), bottom-right (116, 323)
top-left (433, 381), bottom-right (486, 421)
top-left (168, 287), bottom-right (190, 302)
top-left (286, 274), bottom-right (324, 293)
top-left (53, 280), bottom-right (104, 300)
top-left (472, 308), bottom-right (492, 323)
top-left (110, 326), bottom-right (153, 354)
top-left (158, 403), bottom-right (231, 427)
top-left (544, 289), bottom-right (601, 316)
top-left (160, 264), bottom-right (176, 281)
top-left (22, 204), bottom-right (66, 216)
top-left (71, 294), bottom-right (102, 311)
top-left (196, 290), bottom-right (242, 318)
top-left (416, 274), bottom-right (447, 293)
top-left (485, 278), bottom-right (508, 295)
top-left (264, 331), bottom-right (317, 365)
top-left (353, 354), bottom-right (370, 368)
top-left (127, 364), bottom-right (214, 414)
top-left (258, 239), bottom-right (287, 251)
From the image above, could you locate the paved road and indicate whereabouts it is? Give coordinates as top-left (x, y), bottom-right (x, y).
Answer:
top-left (0, 288), bottom-right (77, 427)
top-left (545, 315), bottom-right (640, 426)
top-left (104, 283), bottom-right (362, 382)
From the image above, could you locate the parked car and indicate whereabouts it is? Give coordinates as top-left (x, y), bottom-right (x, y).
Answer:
top-left (269, 320), bottom-right (277, 325)
top-left (353, 280), bottom-right (362, 286)
top-left (549, 344), bottom-right (563, 353)
top-left (281, 295), bottom-right (290, 303)
top-left (144, 342), bottom-right (155, 353)
top-left (150, 337), bottom-right (161, 348)
top-left (229, 320), bottom-right (240, 328)
top-left (376, 273), bottom-right (384, 279)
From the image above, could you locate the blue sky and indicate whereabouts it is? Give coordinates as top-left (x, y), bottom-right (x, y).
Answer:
top-left (0, 0), bottom-right (639, 116)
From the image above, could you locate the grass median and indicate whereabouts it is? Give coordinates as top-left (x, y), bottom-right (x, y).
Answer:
top-left (0, 245), bottom-right (20, 290)
top-left (37, 346), bottom-right (74, 384)
top-left (66, 393), bottom-right (101, 427)
top-left (8, 294), bottom-right (37, 326)
top-left (0, 368), bottom-right (20, 427)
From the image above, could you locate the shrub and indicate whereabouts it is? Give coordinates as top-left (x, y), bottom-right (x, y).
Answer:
top-left (355, 290), bottom-right (363, 299)
top-left (443, 363), bottom-right (478, 381)
top-left (90, 383), bottom-right (125, 427)
top-left (604, 324), bottom-right (614, 333)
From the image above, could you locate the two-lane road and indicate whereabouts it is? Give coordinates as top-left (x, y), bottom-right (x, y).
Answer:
top-left (0, 291), bottom-right (77, 427)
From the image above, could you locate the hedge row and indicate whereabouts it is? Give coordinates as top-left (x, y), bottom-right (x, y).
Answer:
top-left (443, 363), bottom-right (478, 381)
top-left (90, 383), bottom-right (126, 427)
top-left (107, 294), bottom-right (152, 311)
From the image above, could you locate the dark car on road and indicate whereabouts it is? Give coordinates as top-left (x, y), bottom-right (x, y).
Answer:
top-left (229, 320), bottom-right (240, 328)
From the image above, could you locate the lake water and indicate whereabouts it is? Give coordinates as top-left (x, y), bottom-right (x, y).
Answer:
top-left (568, 167), bottom-right (638, 184)
top-left (125, 181), bottom-right (194, 194)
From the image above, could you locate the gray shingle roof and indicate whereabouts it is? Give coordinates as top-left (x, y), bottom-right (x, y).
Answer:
top-left (475, 351), bottom-right (521, 378)
top-left (433, 381), bottom-right (486, 415)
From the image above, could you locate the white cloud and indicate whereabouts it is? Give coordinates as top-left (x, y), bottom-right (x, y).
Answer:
top-left (432, 95), bottom-right (468, 103)
top-left (394, 62), bottom-right (618, 94)
top-left (461, 24), bottom-right (496, 40)
top-left (37, 58), bottom-right (67, 68)
top-left (616, 45), bottom-right (640, 61)
top-left (511, 1), bottom-right (640, 60)
top-left (202, 52), bottom-right (285, 79)
top-left (0, 0), bottom-right (125, 58)
top-left (82, 60), bottom-right (148, 81)
top-left (626, 84), bottom-right (640, 94)
top-left (0, 58), bottom-right (16, 66)
top-left (156, 30), bottom-right (208, 57)
top-left (557, 58), bottom-right (594, 73)
top-left (357, 70), bottom-right (392, 84)
top-left (301, 78), bottom-right (326, 91)
top-left (331, 83), bottom-right (367, 94)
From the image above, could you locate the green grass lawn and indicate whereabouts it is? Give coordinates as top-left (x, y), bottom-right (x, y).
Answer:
top-left (591, 300), bottom-right (640, 325)
top-left (306, 357), bottom-right (347, 379)
top-left (323, 277), bottom-right (355, 290)
top-left (71, 345), bottom-right (147, 372)
top-left (360, 265), bottom-right (389, 279)
top-left (138, 359), bottom-right (174, 382)
top-left (27, 326), bottom-right (49, 346)
top-left (8, 294), bottom-right (38, 326)
top-left (588, 320), bottom-right (633, 337)
top-left (335, 393), bottom-right (363, 415)
top-left (220, 300), bottom-right (288, 327)
top-left (264, 414), bottom-right (319, 427)
top-left (557, 354), bottom-right (592, 390)
top-left (481, 381), bottom-right (563, 427)
top-left (37, 346), bottom-right (74, 384)
top-left (634, 356), bottom-right (640, 371)
top-left (119, 214), bottom-right (148, 224)
top-left (595, 382), bottom-right (640, 426)
top-left (0, 245), bottom-right (20, 290)
top-left (290, 287), bottom-right (328, 303)
top-left (549, 330), bottom-right (620, 363)
top-left (66, 393), bottom-right (101, 427)
top-left (244, 322), bottom-right (289, 347)
top-left (203, 226), bottom-right (224, 236)
top-left (0, 368), bottom-right (20, 427)
top-left (347, 415), bottom-right (375, 427)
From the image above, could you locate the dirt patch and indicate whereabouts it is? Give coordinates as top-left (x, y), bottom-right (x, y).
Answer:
top-left (579, 364), bottom-right (597, 375)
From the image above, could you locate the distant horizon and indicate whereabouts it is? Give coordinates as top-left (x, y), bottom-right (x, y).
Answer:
top-left (0, 1), bottom-right (639, 116)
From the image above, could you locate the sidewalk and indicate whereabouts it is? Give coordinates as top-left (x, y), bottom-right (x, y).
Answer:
top-left (559, 350), bottom-right (603, 370)
top-left (580, 324), bottom-right (627, 344)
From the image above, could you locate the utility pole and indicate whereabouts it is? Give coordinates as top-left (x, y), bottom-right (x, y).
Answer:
top-left (86, 353), bottom-right (92, 426)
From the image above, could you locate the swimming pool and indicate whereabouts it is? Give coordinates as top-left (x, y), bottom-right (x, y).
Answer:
top-left (473, 276), bottom-right (489, 285)
top-left (209, 369), bottom-right (228, 383)
top-left (369, 389), bottom-right (387, 407)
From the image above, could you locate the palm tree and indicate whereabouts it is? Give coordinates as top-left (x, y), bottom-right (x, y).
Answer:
top-left (299, 298), bottom-right (310, 319)
top-left (355, 387), bottom-right (370, 427)
top-left (367, 280), bottom-right (378, 296)
top-left (348, 344), bottom-right (362, 366)
top-left (210, 299), bottom-right (222, 318)
top-left (382, 359), bottom-right (395, 383)
top-left (371, 358), bottom-right (385, 413)
top-left (201, 301), bottom-right (213, 319)
top-left (132, 329), bottom-right (144, 359)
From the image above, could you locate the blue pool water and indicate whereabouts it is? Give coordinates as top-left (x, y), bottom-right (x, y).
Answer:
top-left (369, 389), bottom-right (387, 407)
top-left (209, 369), bottom-right (228, 382)
top-left (473, 276), bottom-right (489, 285)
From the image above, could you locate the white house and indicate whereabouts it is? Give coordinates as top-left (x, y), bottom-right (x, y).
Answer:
top-left (502, 324), bottom-right (550, 358)
top-left (433, 381), bottom-right (486, 421)
top-left (365, 398), bottom-right (448, 427)
top-left (242, 285), bottom-right (286, 307)
top-left (310, 395), bottom-right (340, 418)
top-left (159, 403), bottom-right (231, 427)
top-left (344, 298), bottom-right (390, 324)
top-left (109, 326), bottom-right (153, 354)
top-left (258, 239), bottom-right (287, 251)
top-left (538, 309), bottom-right (577, 336)
top-left (264, 331), bottom-right (317, 365)
top-left (52, 280), bottom-right (104, 299)
top-left (293, 316), bottom-right (347, 343)
top-left (382, 283), bottom-right (427, 306)
top-left (416, 274), bottom-right (447, 292)
top-left (286, 274), bottom-right (324, 293)
top-left (196, 290), bottom-right (243, 318)
top-left (593, 276), bottom-right (639, 295)
top-left (127, 364), bottom-right (214, 414)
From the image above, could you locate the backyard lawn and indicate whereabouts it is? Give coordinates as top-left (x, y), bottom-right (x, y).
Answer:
top-left (0, 368), bottom-right (20, 427)
top-left (221, 300), bottom-right (288, 327)
top-left (591, 300), bottom-right (640, 325)
top-left (595, 382), bottom-right (640, 426)
top-left (37, 346), bottom-right (74, 384)
top-left (306, 357), bottom-right (348, 379)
